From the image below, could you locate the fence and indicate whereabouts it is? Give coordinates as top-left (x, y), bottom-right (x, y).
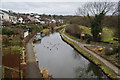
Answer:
top-left (2, 66), bottom-right (23, 79)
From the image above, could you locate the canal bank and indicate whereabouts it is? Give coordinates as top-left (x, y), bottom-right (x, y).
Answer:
top-left (60, 30), bottom-right (120, 80)
top-left (25, 38), bottom-right (41, 78)
top-left (25, 24), bottom-right (66, 78)
top-left (24, 31), bottom-right (42, 78)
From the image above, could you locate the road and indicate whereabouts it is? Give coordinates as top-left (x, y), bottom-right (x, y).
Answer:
top-left (62, 31), bottom-right (120, 78)
top-left (25, 38), bottom-right (41, 78)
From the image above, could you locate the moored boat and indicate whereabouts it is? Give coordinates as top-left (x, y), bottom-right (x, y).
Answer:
top-left (33, 33), bottom-right (42, 43)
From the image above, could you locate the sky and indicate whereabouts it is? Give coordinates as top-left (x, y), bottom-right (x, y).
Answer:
top-left (0, 0), bottom-right (119, 15)
top-left (1, 2), bottom-right (84, 15)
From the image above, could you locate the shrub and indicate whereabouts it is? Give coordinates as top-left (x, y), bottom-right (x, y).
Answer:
top-left (65, 24), bottom-right (82, 38)
top-left (2, 27), bottom-right (13, 36)
top-left (105, 47), bottom-right (114, 55)
top-left (11, 46), bottom-right (22, 54)
top-left (3, 21), bottom-right (12, 26)
top-left (105, 45), bottom-right (119, 55)
top-left (2, 35), bottom-right (9, 46)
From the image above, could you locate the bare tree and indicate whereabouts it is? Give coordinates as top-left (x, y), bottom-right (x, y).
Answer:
top-left (76, 2), bottom-right (117, 41)
top-left (77, 2), bottom-right (117, 16)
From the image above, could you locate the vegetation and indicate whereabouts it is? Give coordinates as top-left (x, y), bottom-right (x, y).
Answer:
top-left (65, 24), bottom-right (82, 39)
top-left (101, 27), bottom-right (118, 43)
top-left (2, 28), bottom-right (13, 36)
top-left (54, 24), bottom-right (68, 30)
top-left (77, 2), bottom-right (117, 41)
top-left (86, 45), bottom-right (120, 68)
top-left (79, 26), bottom-right (92, 36)
top-left (60, 29), bottom-right (119, 79)
top-left (65, 24), bottom-right (117, 43)
top-left (2, 27), bottom-right (24, 56)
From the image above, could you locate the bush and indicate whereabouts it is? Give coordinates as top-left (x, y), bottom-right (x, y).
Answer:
top-left (11, 46), bottom-right (22, 54)
top-left (3, 21), bottom-right (12, 26)
top-left (105, 48), bottom-right (114, 55)
top-left (2, 27), bottom-right (13, 36)
top-left (2, 35), bottom-right (9, 46)
top-left (105, 45), bottom-right (119, 55)
top-left (65, 24), bottom-right (82, 38)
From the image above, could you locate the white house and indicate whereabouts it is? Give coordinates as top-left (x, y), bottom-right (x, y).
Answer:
top-left (24, 30), bottom-right (29, 38)
top-left (18, 17), bottom-right (24, 23)
top-left (40, 20), bottom-right (45, 24)
top-left (51, 19), bottom-right (56, 23)
top-left (0, 10), bottom-right (18, 24)
top-left (34, 15), bottom-right (40, 18)
top-left (0, 10), bottom-right (10, 21)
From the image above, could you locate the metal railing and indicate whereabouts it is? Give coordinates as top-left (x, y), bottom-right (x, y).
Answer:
top-left (2, 65), bottom-right (23, 79)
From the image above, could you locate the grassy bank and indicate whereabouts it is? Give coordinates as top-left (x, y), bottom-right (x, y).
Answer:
top-left (85, 45), bottom-right (120, 68)
top-left (79, 26), bottom-right (118, 43)
top-left (59, 30), bottom-right (119, 80)
top-left (54, 24), bottom-right (68, 30)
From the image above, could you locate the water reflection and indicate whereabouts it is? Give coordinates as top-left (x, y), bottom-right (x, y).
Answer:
top-left (72, 50), bottom-right (82, 60)
top-left (35, 32), bottom-right (108, 78)
top-left (74, 63), bottom-right (105, 78)
top-left (86, 63), bottom-right (103, 78)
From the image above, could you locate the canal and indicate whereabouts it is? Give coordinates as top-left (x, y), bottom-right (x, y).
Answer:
top-left (34, 32), bottom-right (108, 78)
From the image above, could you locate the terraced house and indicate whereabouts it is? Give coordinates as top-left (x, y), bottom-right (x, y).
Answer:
top-left (0, 10), bottom-right (18, 26)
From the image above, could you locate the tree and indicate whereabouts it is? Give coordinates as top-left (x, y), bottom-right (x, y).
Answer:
top-left (77, 2), bottom-right (117, 41)
top-left (2, 27), bottom-right (13, 36)
top-left (65, 24), bottom-right (82, 38)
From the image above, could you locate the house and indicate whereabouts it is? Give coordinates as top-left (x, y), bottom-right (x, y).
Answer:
top-left (59, 19), bottom-right (64, 24)
top-left (51, 19), bottom-right (56, 23)
top-left (18, 17), bottom-right (24, 23)
top-left (0, 10), bottom-right (10, 21)
top-left (40, 20), bottom-right (45, 24)
top-left (0, 10), bottom-right (18, 24)
top-left (0, 11), bottom-right (4, 26)
top-left (24, 30), bottom-right (29, 38)
top-left (34, 15), bottom-right (40, 18)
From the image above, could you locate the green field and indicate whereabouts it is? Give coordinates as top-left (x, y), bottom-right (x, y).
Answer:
top-left (79, 26), bottom-right (118, 43)
top-left (79, 26), bottom-right (92, 36)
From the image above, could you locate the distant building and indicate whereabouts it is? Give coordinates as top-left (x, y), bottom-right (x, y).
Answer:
top-left (34, 15), bottom-right (40, 18)
top-left (0, 10), bottom-right (10, 21)
top-left (40, 20), bottom-right (45, 24)
top-left (18, 17), bottom-right (24, 23)
top-left (24, 30), bottom-right (29, 38)
top-left (0, 10), bottom-right (18, 24)
top-left (51, 19), bottom-right (56, 23)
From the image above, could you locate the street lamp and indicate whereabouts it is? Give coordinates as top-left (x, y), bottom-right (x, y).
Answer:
top-left (99, 32), bottom-right (101, 35)
top-left (99, 32), bottom-right (102, 41)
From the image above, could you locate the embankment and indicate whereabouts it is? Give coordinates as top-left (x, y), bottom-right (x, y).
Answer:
top-left (60, 30), bottom-right (120, 80)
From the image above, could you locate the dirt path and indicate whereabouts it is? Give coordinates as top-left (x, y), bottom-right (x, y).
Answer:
top-left (62, 31), bottom-right (120, 78)
top-left (25, 38), bottom-right (41, 78)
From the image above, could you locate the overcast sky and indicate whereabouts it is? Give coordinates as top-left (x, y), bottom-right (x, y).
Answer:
top-left (1, 0), bottom-right (119, 15)
top-left (1, 2), bottom-right (84, 15)
top-left (1, 0), bottom-right (119, 2)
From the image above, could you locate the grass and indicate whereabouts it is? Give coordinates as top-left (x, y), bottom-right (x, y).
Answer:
top-left (79, 26), bottom-right (118, 43)
top-left (42, 24), bottom-right (68, 33)
top-left (103, 53), bottom-right (120, 68)
top-left (86, 46), bottom-right (120, 68)
top-left (102, 27), bottom-right (115, 42)
top-left (2, 46), bottom-right (22, 56)
top-left (79, 26), bottom-right (92, 36)
top-left (65, 32), bottom-right (81, 42)
top-left (54, 24), bottom-right (68, 30)
top-left (59, 29), bottom-right (119, 79)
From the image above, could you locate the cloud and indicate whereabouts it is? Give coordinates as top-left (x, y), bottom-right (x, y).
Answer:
top-left (1, 2), bottom-right (84, 15)
top-left (1, 0), bottom-right (119, 2)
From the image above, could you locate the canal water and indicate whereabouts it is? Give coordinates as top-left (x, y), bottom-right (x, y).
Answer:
top-left (34, 32), bottom-right (108, 78)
